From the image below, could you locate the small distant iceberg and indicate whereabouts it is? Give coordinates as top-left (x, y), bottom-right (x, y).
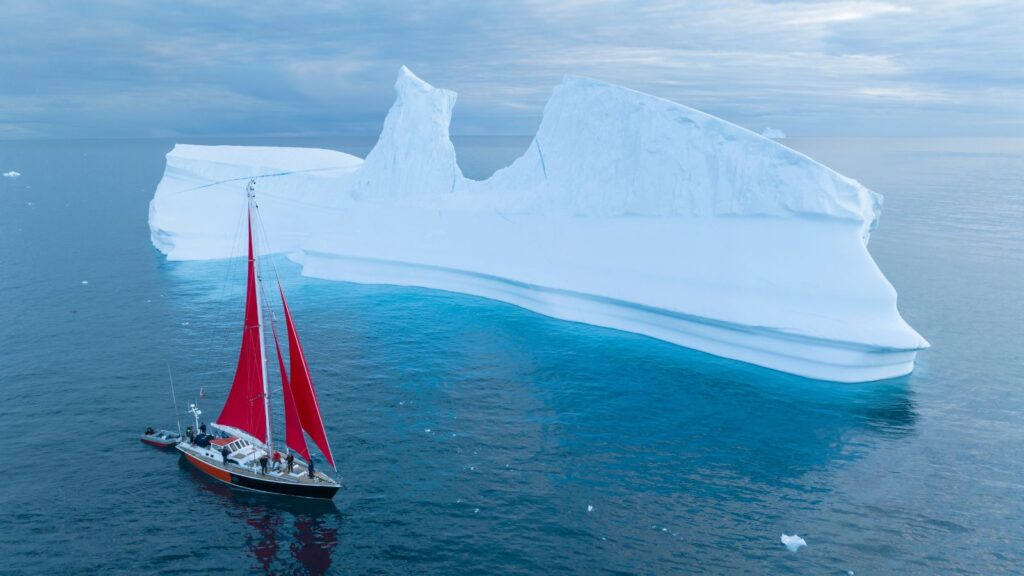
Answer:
top-left (781, 533), bottom-right (806, 552)
top-left (761, 127), bottom-right (786, 139)
top-left (3, 170), bottom-right (20, 177)
top-left (149, 66), bottom-right (928, 383)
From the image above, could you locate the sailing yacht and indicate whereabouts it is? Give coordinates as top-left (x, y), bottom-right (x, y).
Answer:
top-left (176, 180), bottom-right (340, 500)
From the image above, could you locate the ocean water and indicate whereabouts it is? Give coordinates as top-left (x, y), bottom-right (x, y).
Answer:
top-left (0, 136), bottom-right (1021, 574)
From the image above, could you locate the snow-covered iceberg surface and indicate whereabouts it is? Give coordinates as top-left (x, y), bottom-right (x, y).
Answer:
top-left (149, 66), bottom-right (928, 382)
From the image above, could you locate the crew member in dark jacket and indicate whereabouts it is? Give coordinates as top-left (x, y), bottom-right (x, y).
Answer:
top-left (259, 454), bottom-right (269, 474)
top-left (286, 453), bottom-right (295, 473)
top-left (221, 446), bottom-right (230, 465)
top-left (307, 458), bottom-right (316, 479)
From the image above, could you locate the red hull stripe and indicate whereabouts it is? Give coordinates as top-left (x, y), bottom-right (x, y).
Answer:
top-left (185, 453), bottom-right (233, 483)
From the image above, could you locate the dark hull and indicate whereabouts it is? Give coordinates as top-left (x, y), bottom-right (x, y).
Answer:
top-left (181, 452), bottom-right (339, 500)
top-left (230, 472), bottom-right (340, 499)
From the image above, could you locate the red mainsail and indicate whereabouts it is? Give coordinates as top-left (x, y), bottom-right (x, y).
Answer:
top-left (281, 286), bottom-right (336, 468)
top-left (216, 215), bottom-right (268, 443)
top-left (272, 325), bottom-right (311, 461)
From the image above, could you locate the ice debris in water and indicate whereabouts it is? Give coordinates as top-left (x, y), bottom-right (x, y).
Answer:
top-left (587, 505), bottom-right (594, 513)
top-left (3, 171), bottom-right (20, 177)
top-left (781, 534), bottom-right (806, 552)
top-left (81, 280), bottom-right (89, 285)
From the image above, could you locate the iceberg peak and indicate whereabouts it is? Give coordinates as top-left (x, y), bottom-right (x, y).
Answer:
top-left (353, 67), bottom-right (462, 201)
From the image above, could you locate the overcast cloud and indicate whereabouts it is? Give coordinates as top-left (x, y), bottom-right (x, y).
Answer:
top-left (0, 0), bottom-right (1020, 138)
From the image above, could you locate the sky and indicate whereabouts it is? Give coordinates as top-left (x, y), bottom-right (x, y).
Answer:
top-left (0, 0), bottom-right (1021, 139)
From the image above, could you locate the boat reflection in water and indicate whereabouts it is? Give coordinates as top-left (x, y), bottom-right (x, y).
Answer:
top-left (182, 459), bottom-right (341, 575)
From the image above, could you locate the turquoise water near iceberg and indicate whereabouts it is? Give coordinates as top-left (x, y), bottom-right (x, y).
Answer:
top-left (0, 137), bottom-right (1021, 574)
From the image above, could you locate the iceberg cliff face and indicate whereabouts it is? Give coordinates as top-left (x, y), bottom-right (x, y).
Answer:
top-left (482, 77), bottom-right (880, 238)
top-left (149, 67), bottom-right (928, 383)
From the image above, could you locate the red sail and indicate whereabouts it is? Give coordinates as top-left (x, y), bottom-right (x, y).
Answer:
top-left (272, 325), bottom-right (310, 461)
top-left (217, 214), bottom-right (267, 443)
top-left (281, 286), bottom-right (336, 468)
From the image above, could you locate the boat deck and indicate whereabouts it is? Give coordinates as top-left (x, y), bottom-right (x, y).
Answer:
top-left (177, 441), bottom-right (338, 487)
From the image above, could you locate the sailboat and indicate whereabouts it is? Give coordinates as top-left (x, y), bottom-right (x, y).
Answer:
top-left (176, 180), bottom-right (340, 500)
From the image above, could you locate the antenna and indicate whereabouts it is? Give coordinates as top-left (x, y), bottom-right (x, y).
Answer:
top-left (189, 403), bottom-right (203, 433)
top-left (166, 362), bottom-right (182, 435)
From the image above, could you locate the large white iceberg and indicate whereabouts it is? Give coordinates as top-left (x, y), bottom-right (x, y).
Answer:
top-left (149, 67), bottom-right (928, 382)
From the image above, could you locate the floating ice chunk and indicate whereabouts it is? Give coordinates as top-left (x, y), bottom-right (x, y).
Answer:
top-left (424, 428), bottom-right (431, 433)
top-left (587, 505), bottom-right (594, 513)
top-left (781, 534), bottom-right (806, 552)
top-left (761, 127), bottom-right (787, 139)
top-left (81, 280), bottom-right (89, 285)
top-left (3, 171), bottom-right (19, 177)
top-left (474, 508), bottom-right (479, 514)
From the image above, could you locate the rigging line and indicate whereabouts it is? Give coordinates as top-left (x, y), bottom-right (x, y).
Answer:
top-left (168, 165), bottom-right (349, 195)
top-left (199, 196), bottom-right (248, 402)
top-left (252, 182), bottom-right (302, 455)
top-left (253, 196), bottom-right (337, 471)
top-left (167, 362), bottom-right (181, 436)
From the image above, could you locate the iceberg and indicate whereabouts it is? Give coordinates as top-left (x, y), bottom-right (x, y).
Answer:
top-left (149, 67), bottom-right (928, 383)
top-left (3, 170), bottom-right (20, 177)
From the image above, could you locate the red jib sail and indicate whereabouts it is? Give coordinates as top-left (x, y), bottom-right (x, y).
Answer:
top-left (271, 325), bottom-right (311, 461)
top-left (217, 214), bottom-right (267, 443)
top-left (281, 285), bottom-right (336, 468)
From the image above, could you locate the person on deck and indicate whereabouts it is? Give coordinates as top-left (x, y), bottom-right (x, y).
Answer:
top-left (272, 451), bottom-right (282, 471)
top-left (308, 458), bottom-right (315, 479)
top-left (186, 426), bottom-right (194, 444)
top-left (286, 453), bottom-right (294, 473)
top-left (221, 446), bottom-right (230, 465)
top-left (259, 454), bottom-right (268, 474)
top-left (199, 422), bottom-right (206, 435)
top-left (145, 427), bottom-right (154, 436)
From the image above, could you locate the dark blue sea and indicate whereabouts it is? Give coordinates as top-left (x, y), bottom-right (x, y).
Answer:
top-left (0, 136), bottom-right (1021, 574)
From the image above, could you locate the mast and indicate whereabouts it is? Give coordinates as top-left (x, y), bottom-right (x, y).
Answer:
top-left (248, 179), bottom-right (273, 451)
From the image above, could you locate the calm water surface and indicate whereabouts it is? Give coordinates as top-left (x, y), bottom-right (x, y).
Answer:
top-left (0, 136), bottom-right (1021, 574)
